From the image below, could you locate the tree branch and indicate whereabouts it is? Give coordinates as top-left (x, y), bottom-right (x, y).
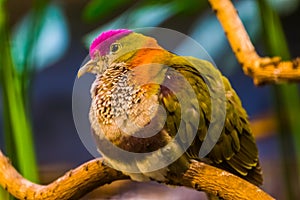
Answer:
top-left (0, 150), bottom-right (274, 200)
top-left (209, 0), bottom-right (300, 85)
top-left (0, 150), bottom-right (128, 199)
top-left (173, 160), bottom-right (274, 200)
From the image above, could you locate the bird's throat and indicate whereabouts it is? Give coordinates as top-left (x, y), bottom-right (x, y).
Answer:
top-left (91, 63), bottom-right (140, 124)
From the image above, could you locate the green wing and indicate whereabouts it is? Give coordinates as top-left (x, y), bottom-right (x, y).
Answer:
top-left (159, 56), bottom-right (263, 186)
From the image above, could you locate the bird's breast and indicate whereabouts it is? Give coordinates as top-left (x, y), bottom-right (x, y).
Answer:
top-left (90, 70), bottom-right (171, 153)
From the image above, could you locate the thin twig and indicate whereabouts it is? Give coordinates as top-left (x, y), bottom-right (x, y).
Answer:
top-left (209, 0), bottom-right (300, 85)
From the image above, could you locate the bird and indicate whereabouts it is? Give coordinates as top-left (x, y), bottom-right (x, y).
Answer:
top-left (77, 29), bottom-right (263, 187)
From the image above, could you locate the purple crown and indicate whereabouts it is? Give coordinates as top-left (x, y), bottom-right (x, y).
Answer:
top-left (89, 29), bottom-right (132, 58)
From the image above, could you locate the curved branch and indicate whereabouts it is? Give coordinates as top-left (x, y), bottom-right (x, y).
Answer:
top-left (0, 150), bottom-right (128, 199)
top-left (0, 150), bottom-right (274, 200)
top-left (209, 0), bottom-right (300, 85)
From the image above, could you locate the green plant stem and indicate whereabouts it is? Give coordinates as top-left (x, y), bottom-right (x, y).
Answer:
top-left (258, 0), bottom-right (300, 199)
top-left (0, 0), bottom-right (38, 184)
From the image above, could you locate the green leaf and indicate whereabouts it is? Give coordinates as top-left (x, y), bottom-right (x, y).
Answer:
top-left (173, 0), bottom-right (208, 14)
top-left (83, 0), bottom-right (134, 22)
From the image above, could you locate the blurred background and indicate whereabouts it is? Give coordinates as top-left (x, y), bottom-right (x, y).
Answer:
top-left (0, 0), bottom-right (300, 199)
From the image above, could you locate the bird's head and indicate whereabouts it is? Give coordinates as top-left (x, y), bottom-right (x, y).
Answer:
top-left (78, 29), bottom-right (162, 78)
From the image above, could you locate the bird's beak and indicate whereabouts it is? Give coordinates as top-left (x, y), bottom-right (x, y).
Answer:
top-left (77, 59), bottom-right (96, 78)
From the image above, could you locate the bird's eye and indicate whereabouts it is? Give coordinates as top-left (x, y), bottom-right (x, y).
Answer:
top-left (110, 43), bottom-right (122, 54)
